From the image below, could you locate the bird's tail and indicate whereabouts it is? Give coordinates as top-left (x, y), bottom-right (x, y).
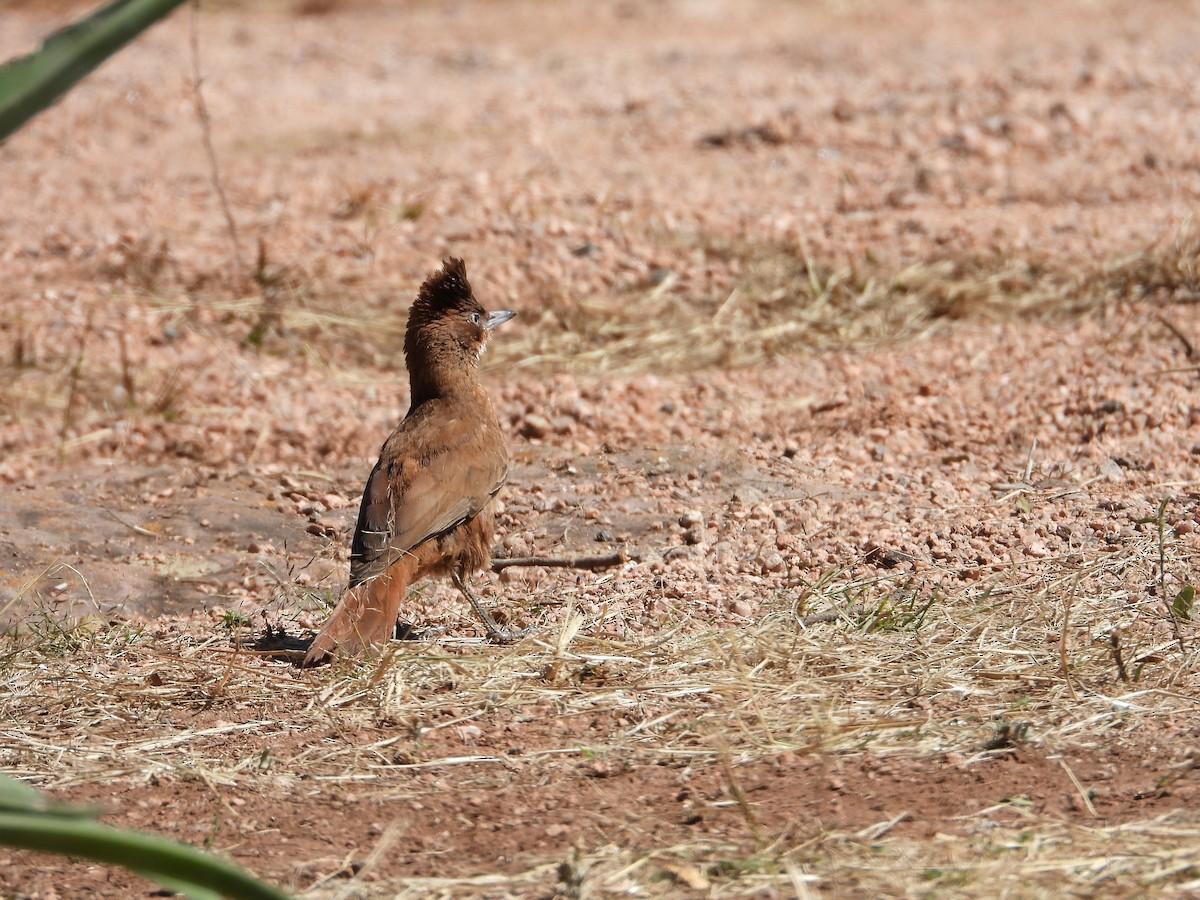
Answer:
top-left (303, 563), bottom-right (412, 666)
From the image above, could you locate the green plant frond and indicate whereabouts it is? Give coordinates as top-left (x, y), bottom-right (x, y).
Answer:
top-left (0, 0), bottom-right (188, 143)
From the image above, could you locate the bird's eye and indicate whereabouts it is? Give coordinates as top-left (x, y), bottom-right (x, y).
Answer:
top-left (468, 312), bottom-right (481, 325)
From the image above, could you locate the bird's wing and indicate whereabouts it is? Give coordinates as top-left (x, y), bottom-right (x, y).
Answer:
top-left (348, 400), bottom-right (507, 587)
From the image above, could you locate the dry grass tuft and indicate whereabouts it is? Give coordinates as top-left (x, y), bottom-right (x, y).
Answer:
top-left (492, 234), bottom-right (1180, 376)
top-left (1106, 226), bottom-right (1200, 304)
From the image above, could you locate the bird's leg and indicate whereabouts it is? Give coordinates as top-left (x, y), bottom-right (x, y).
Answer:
top-left (450, 569), bottom-right (532, 644)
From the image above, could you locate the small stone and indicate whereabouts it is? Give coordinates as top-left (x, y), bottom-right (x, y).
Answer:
top-left (683, 526), bottom-right (704, 545)
top-left (679, 509), bottom-right (704, 528)
top-left (759, 551), bottom-right (786, 573)
top-left (731, 484), bottom-right (765, 504)
top-left (521, 414), bottom-right (552, 439)
top-left (455, 724), bottom-right (483, 742)
top-left (595, 529), bottom-right (615, 542)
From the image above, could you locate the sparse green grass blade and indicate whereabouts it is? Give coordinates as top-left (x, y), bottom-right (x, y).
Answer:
top-left (0, 0), bottom-right (187, 143)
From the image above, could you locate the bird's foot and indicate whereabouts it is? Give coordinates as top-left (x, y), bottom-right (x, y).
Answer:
top-left (451, 570), bottom-right (534, 645)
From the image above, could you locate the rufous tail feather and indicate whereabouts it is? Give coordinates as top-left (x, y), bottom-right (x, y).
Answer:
top-left (303, 562), bottom-right (412, 665)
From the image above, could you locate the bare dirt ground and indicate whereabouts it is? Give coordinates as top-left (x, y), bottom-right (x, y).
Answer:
top-left (2, 1), bottom-right (1200, 896)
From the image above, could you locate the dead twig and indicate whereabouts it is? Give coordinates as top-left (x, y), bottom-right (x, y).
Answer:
top-left (1059, 588), bottom-right (1078, 701)
top-left (798, 604), bottom-right (866, 627)
top-left (189, 0), bottom-right (244, 276)
top-left (491, 551), bottom-right (628, 572)
top-left (101, 508), bottom-right (158, 538)
top-left (57, 309), bottom-right (96, 465)
top-left (1109, 630), bottom-right (1131, 683)
top-left (1156, 313), bottom-right (1197, 359)
top-left (717, 745), bottom-right (765, 848)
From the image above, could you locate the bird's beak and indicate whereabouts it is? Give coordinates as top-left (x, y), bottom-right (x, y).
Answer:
top-left (485, 310), bottom-right (516, 331)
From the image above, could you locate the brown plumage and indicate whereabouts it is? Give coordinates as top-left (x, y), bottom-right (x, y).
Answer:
top-left (303, 258), bottom-right (517, 665)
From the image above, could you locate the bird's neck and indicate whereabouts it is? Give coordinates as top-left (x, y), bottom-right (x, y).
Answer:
top-left (407, 356), bottom-right (483, 408)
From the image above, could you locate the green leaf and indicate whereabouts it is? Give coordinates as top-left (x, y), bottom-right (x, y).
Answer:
top-left (0, 0), bottom-right (188, 143)
top-left (0, 776), bottom-right (290, 900)
top-left (0, 776), bottom-right (49, 814)
top-left (0, 775), bottom-right (99, 819)
top-left (1172, 584), bottom-right (1195, 621)
top-left (1013, 493), bottom-right (1032, 514)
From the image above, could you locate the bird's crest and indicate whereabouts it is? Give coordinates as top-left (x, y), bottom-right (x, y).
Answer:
top-left (413, 257), bottom-right (474, 316)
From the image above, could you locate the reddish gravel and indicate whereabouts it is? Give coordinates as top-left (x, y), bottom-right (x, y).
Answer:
top-left (2, 1), bottom-right (1200, 897)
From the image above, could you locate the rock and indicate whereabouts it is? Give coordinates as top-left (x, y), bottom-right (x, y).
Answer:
top-left (759, 551), bottom-right (786, 573)
top-left (731, 484), bottom-right (766, 505)
top-left (520, 414), bottom-right (553, 439)
top-left (729, 599), bottom-right (753, 617)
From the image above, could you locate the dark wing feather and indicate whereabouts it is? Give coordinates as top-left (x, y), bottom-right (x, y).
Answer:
top-left (348, 457), bottom-right (393, 586)
top-left (348, 399), bottom-right (507, 587)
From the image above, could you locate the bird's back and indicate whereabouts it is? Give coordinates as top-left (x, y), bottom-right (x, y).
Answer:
top-left (348, 389), bottom-right (508, 588)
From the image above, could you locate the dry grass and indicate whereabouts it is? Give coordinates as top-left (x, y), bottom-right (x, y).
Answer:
top-left (100, 227), bottom-right (1200, 378)
top-left (3, 518), bottom-right (1199, 896)
top-left (3, 225), bottom-right (1197, 460)
top-left (473, 224), bottom-right (1194, 376)
top-left (3, 227), bottom-right (1200, 895)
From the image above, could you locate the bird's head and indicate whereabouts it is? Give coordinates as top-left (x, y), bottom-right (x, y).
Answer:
top-left (405, 259), bottom-right (516, 386)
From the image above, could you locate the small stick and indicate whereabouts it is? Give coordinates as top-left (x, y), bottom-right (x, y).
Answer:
top-left (58, 309), bottom-right (95, 465)
top-left (1059, 590), bottom-right (1078, 701)
top-left (491, 551), bottom-right (628, 572)
top-left (101, 508), bottom-right (158, 538)
top-left (799, 608), bottom-right (840, 626)
top-left (1109, 631), bottom-right (1131, 684)
top-left (1022, 437), bottom-right (1038, 484)
top-left (189, 0), bottom-right (244, 276)
top-left (1058, 758), bottom-right (1098, 817)
top-left (1156, 313), bottom-right (1197, 359)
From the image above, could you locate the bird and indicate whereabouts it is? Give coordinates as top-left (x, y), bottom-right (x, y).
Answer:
top-left (303, 257), bottom-right (518, 665)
